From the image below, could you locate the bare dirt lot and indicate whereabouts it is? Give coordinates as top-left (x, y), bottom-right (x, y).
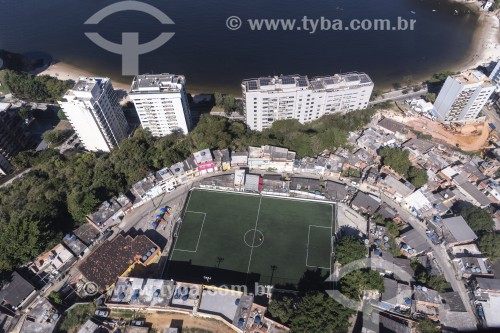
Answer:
top-left (147, 311), bottom-right (235, 333)
top-left (385, 111), bottom-right (495, 151)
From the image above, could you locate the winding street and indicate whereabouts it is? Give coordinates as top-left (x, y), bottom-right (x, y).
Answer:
top-left (380, 193), bottom-right (476, 322)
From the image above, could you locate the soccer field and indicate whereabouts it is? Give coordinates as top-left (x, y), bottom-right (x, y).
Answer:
top-left (166, 189), bottom-right (334, 288)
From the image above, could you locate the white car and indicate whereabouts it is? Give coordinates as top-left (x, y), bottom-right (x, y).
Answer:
top-left (131, 320), bottom-right (145, 326)
top-left (94, 310), bottom-right (109, 317)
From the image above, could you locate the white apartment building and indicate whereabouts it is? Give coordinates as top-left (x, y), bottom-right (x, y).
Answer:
top-left (434, 70), bottom-right (495, 123)
top-left (129, 74), bottom-right (192, 137)
top-left (242, 72), bottom-right (374, 131)
top-left (489, 60), bottom-right (500, 92)
top-left (59, 77), bottom-right (128, 152)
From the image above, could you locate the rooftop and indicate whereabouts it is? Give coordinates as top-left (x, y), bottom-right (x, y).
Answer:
top-left (130, 74), bottom-right (185, 93)
top-left (402, 138), bottom-right (436, 154)
top-left (193, 149), bottom-right (213, 164)
top-left (170, 283), bottom-right (201, 309)
top-left (380, 174), bottom-right (414, 197)
top-left (378, 118), bottom-right (407, 134)
top-left (453, 70), bottom-right (493, 86)
top-left (65, 77), bottom-right (110, 100)
top-left (481, 294), bottom-right (500, 328)
top-left (442, 216), bottom-right (478, 244)
top-left (30, 243), bottom-right (75, 274)
top-left (73, 223), bottom-right (101, 246)
top-left (325, 181), bottom-right (349, 201)
top-left (455, 178), bottom-right (491, 207)
top-left (198, 287), bottom-right (253, 326)
top-left (108, 277), bottom-right (174, 308)
top-left (351, 191), bottom-right (381, 213)
top-left (62, 234), bottom-right (87, 256)
top-left (242, 72), bottom-right (373, 93)
top-left (414, 287), bottom-right (441, 305)
top-left (400, 228), bottom-right (430, 254)
top-left (476, 277), bottom-right (500, 292)
top-left (21, 297), bottom-right (60, 333)
top-left (77, 234), bottom-right (159, 289)
top-left (0, 272), bottom-right (35, 308)
top-left (440, 292), bottom-right (467, 312)
top-left (77, 319), bottom-right (100, 333)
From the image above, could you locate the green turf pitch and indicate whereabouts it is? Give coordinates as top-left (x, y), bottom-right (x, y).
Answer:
top-left (167, 189), bottom-right (334, 287)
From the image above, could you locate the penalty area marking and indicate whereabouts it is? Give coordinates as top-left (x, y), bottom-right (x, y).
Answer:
top-left (306, 224), bottom-right (332, 270)
top-left (173, 211), bottom-right (206, 253)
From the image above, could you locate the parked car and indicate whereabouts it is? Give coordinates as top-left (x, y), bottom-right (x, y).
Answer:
top-left (94, 310), bottom-right (109, 318)
top-left (130, 320), bottom-right (145, 326)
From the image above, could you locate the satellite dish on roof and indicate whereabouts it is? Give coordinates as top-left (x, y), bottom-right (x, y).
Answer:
top-left (201, 151), bottom-right (206, 156)
top-left (142, 256), bottom-right (148, 261)
top-left (175, 168), bottom-right (180, 172)
top-left (422, 287), bottom-right (428, 292)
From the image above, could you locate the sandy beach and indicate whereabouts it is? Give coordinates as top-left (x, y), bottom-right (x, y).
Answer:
top-left (456, 11), bottom-right (500, 71)
top-left (37, 61), bottom-right (130, 91)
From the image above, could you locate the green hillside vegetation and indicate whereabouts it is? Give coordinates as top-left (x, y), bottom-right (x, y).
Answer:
top-left (3, 70), bottom-right (72, 102)
top-left (1, 108), bottom-right (379, 280)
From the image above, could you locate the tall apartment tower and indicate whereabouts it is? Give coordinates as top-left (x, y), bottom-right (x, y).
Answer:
top-left (59, 77), bottom-right (129, 152)
top-left (434, 70), bottom-right (495, 123)
top-left (129, 74), bottom-right (192, 137)
top-left (242, 72), bottom-right (374, 131)
top-left (489, 60), bottom-right (500, 92)
top-left (0, 103), bottom-right (31, 175)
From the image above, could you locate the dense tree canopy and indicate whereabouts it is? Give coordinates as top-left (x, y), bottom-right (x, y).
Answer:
top-left (415, 318), bottom-right (441, 333)
top-left (268, 292), bottom-right (353, 333)
top-left (267, 296), bottom-right (294, 324)
top-left (407, 166), bottom-right (428, 188)
top-left (379, 147), bottom-right (411, 175)
top-left (4, 70), bottom-right (72, 102)
top-left (335, 236), bottom-right (367, 266)
top-left (411, 259), bottom-right (451, 292)
top-left (478, 233), bottom-right (500, 260)
top-left (43, 129), bottom-right (73, 145)
top-left (378, 147), bottom-right (428, 187)
top-left (459, 206), bottom-right (494, 233)
top-left (339, 269), bottom-right (385, 300)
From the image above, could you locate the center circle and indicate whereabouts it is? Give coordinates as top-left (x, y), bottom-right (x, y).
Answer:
top-left (244, 229), bottom-right (264, 248)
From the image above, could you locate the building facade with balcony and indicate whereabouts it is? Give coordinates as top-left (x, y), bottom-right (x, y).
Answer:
top-left (242, 72), bottom-right (374, 131)
top-left (129, 74), bottom-right (192, 137)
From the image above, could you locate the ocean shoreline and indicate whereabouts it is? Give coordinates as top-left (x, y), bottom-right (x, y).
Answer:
top-left (36, 8), bottom-right (499, 97)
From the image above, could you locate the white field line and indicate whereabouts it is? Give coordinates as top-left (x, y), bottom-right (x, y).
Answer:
top-left (306, 225), bottom-right (332, 270)
top-left (246, 195), bottom-right (263, 274)
top-left (174, 211), bottom-right (206, 253)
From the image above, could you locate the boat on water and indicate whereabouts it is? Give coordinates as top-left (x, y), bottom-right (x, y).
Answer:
top-left (410, 11), bottom-right (416, 14)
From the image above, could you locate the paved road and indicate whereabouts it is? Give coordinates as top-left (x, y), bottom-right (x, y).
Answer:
top-left (0, 168), bottom-right (31, 188)
top-left (482, 104), bottom-right (500, 134)
top-left (371, 88), bottom-right (428, 105)
top-left (380, 193), bottom-right (476, 325)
